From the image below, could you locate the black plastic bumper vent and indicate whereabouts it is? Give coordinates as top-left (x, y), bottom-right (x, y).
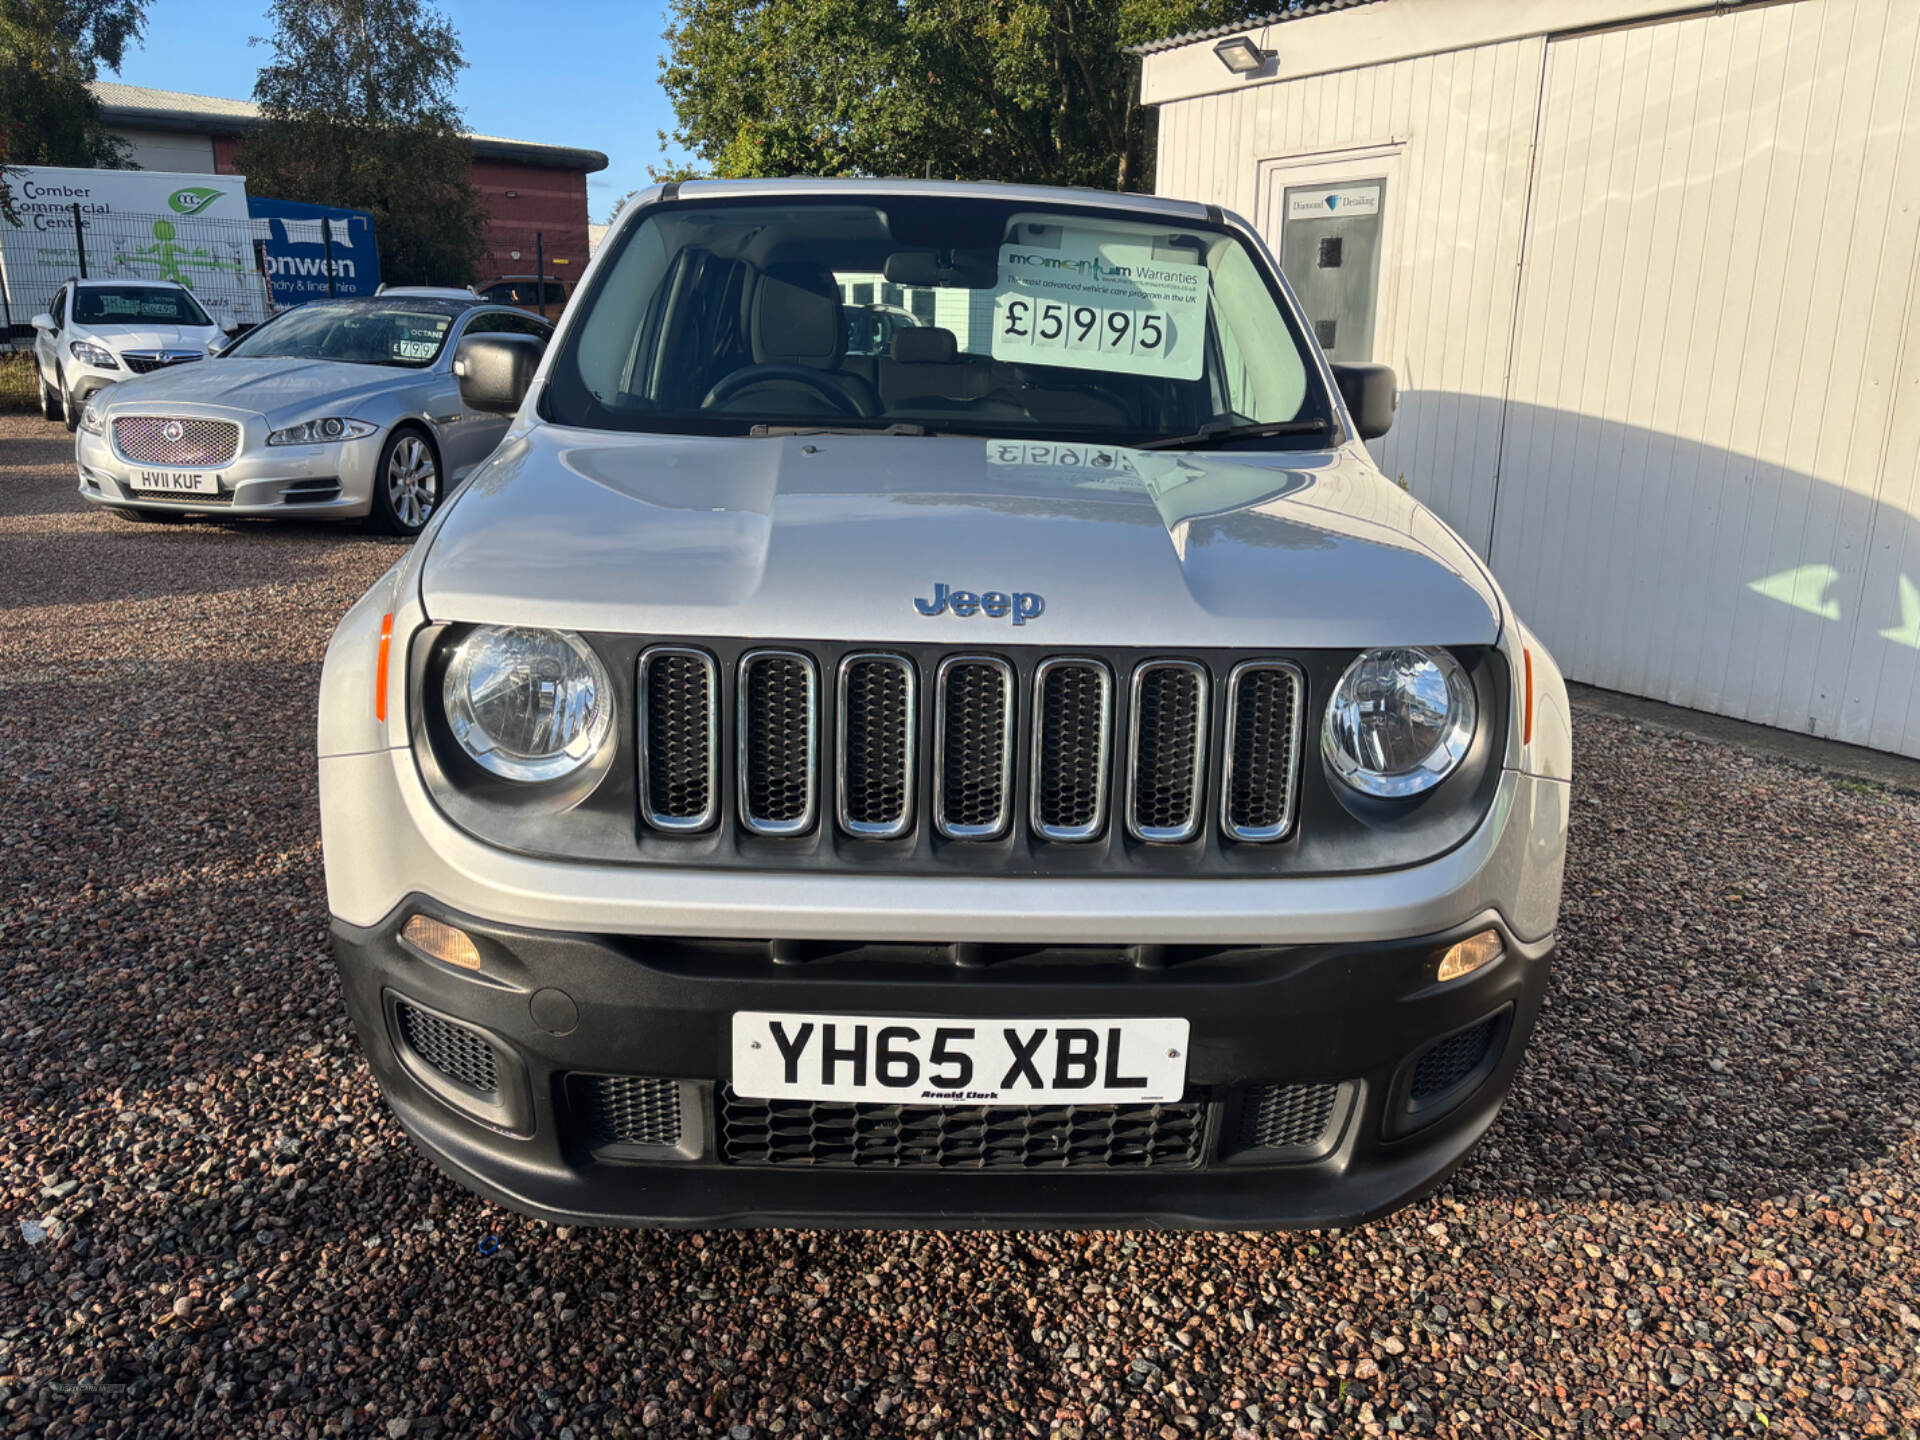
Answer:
top-left (719, 1090), bottom-right (1205, 1170)
top-left (395, 1000), bottom-right (498, 1094)
top-left (570, 1074), bottom-right (684, 1148)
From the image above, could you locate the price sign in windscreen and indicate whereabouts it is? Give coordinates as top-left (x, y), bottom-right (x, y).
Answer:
top-left (990, 230), bottom-right (1209, 382)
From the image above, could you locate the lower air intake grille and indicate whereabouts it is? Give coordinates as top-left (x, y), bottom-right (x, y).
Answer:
top-left (640, 647), bottom-right (718, 830)
top-left (1128, 661), bottom-right (1207, 842)
top-left (837, 654), bottom-right (914, 837)
top-left (1032, 659), bottom-right (1112, 841)
top-left (1224, 662), bottom-right (1303, 841)
top-left (738, 650), bottom-right (817, 834)
top-left (1238, 1082), bottom-right (1341, 1150)
top-left (395, 1001), bottom-right (498, 1093)
top-left (1411, 1016), bottom-right (1500, 1100)
top-left (935, 656), bottom-right (1013, 837)
top-left (719, 1090), bottom-right (1205, 1170)
top-left (570, 1074), bottom-right (683, 1147)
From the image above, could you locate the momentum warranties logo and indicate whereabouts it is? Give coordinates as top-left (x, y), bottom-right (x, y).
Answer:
top-left (167, 187), bottom-right (224, 217)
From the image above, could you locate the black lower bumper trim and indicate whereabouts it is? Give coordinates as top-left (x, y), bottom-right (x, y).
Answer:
top-left (331, 901), bottom-right (1552, 1229)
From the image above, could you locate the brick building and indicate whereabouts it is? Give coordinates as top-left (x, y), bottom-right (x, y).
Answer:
top-left (91, 82), bottom-right (609, 285)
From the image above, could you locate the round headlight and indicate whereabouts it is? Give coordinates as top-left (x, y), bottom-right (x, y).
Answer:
top-left (442, 626), bottom-right (614, 781)
top-left (1322, 647), bottom-right (1476, 798)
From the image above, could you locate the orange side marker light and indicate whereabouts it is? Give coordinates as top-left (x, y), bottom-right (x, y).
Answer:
top-left (375, 613), bottom-right (394, 722)
top-left (1520, 648), bottom-right (1536, 748)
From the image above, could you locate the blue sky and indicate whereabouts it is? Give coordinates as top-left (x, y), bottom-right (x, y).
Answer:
top-left (108, 0), bottom-right (686, 222)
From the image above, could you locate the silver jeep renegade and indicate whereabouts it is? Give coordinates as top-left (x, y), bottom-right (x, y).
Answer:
top-left (317, 179), bottom-right (1571, 1229)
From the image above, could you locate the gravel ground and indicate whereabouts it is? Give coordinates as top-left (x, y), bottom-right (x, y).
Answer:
top-left (3, 409), bottom-right (1919, 1439)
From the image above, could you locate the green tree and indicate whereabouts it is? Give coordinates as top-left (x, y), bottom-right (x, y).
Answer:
top-left (236, 0), bottom-right (487, 285)
top-left (658, 0), bottom-right (1269, 193)
top-left (0, 0), bottom-right (147, 220)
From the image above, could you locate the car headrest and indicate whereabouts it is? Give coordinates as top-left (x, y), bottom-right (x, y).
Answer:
top-left (890, 327), bottom-right (958, 365)
top-left (750, 264), bottom-right (842, 367)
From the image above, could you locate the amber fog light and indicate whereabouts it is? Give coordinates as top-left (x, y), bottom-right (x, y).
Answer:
top-left (1435, 930), bottom-right (1503, 983)
top-left (401, 915), bottom-right (483, 971)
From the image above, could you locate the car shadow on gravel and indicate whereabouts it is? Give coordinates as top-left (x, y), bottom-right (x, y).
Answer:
top-left (1452, 714), bottom-right (1920, 1209)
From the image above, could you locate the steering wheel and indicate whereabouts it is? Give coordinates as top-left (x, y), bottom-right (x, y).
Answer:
top-left (701, 364), bottom-right (874, 417)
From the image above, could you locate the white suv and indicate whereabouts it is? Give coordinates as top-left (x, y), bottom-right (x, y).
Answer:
top-left (32, 279), bottom-right (228, 430)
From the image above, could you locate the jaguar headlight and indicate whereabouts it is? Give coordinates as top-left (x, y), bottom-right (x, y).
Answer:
top-left (441, 626), bottom-right (614, 782)
top-left (69, 339), bottom-right (118, 369)
top-left (267, 417), bottom-right (377, 446)
top-left (78, 396), bottom-right (106, 435)
top-left (1322, 647), bottom-right (1476, 798)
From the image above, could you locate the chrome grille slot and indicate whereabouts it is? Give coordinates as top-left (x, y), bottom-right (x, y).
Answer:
top-left (934, 656), bottom-right (1015, 840)
top-left (1031, 658), bottom-right (1113, 842)
top-left (1127, 661), bottom-right (1209, 843)
top-left (112, 415), bottom-right (240, 467)
top-left (1223, 661), bottom-right (1304, 842)
top-left (639, 646), bottom-right (719, 832)
top-left (836, 654), bottom-right (915, 838)
top-left (738, 650), bottom-right (818, 835)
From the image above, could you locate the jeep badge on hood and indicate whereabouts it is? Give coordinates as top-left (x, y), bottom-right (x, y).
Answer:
top-left (915, 584), bottom-right (1045, 623)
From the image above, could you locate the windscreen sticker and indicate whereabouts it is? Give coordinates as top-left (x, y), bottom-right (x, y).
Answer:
top-left (389, 317), bottom-right (449, 361)
top-left (990, 235), bottom-right (1208, 381)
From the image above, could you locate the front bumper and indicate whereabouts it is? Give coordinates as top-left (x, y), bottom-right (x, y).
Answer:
top-left (334, 901), bottom-right (1552, 1229)
top-left (74, 420), bottom-right (380, 518)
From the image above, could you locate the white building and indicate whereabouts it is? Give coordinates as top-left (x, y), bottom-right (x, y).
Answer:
top-left (1139, 0), bottom-right (1920, 757)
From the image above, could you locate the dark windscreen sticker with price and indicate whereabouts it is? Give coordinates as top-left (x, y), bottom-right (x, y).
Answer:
top-left (990, 228), bottom-right (1209, 381)
top-left (389, 314), bottom-right (451, 362)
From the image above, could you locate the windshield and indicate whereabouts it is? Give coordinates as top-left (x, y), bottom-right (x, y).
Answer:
top-left (544, 196), bottom-right (1336, 446)
top-left (224, 300), bottom-right (461, 368)
top-left (75, 286), bottom-right (211, 326)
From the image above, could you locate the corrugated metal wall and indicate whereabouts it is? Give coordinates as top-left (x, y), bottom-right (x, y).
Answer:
top-left (1154, 0), bottom-right (1920, 755)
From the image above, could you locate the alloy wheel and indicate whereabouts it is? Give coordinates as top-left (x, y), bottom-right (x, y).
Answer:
top-left (386, 436), bottom-right (438, 530)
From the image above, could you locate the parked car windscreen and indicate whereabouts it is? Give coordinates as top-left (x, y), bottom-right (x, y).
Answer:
top-left (75, 286), bottom-right (212, 326)
top-left (545, 196), bottom-right (1336, 445)
top-left (222, 299), bottom-right (463, 368)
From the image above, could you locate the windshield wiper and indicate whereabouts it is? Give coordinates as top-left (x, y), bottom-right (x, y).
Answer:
top-left (1136, 418), bottom-right (1331, 451)
top-left (748, 421), bottom-right (931, 438)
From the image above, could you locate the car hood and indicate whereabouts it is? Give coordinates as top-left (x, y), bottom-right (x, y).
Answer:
top-left (96, 357), bottom-right (414, 422)
top-left (417, 431), bottom-right (1504, 649)
top-left (86, 324), bottom-right (218, 352)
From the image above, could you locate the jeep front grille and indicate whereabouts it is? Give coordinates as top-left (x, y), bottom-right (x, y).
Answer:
top-left (639, 646), bottom-right (719, 831)
top-left (624, 645), bottom-right (1308, 853)
top-left (112, 415), bottom-right (240, 467)
top-left (1031, 658), bottom-right (1113, 842)
top-left (934, 655), bottom-right (1015, 838)
top-left (1223, 661), bottom-right (1304, 842)
top-left (837, 654), bottom-right (915, 838)
top-left (738, 650), bottom-right (818, 835)
top-left (1127, 661), bottom-right (1208, 843)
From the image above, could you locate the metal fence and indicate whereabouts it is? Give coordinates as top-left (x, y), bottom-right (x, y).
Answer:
top-left (2, 205), bottom-right (282, 410)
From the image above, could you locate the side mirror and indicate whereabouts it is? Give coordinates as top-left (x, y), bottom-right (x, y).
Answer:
top-left (31, 313), bottom-right (55, 332)
top-left (1330, 362), bottom-right (1397, 441)
top-left (454, 333), bottom-right (543, 415)
top-left (220, 318), bottom-right (239, 335)
top-left (205, 336), bottom-right (227, 356)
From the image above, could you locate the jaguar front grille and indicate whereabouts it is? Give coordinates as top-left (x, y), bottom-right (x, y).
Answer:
top-left (738, 650), bottom-right (818, 835)
top-left (639, 646), bottom-right (719, 831)
top-left (112, 415), bottom-right (240, 467)
top-left (837, 654), bottom-right (915, 838)
top-left (1031, 658), bottom-right (1113, 842)
top-left (934, 655), bottom-right (1015, 839)
top-left (1223, 661), bottom-right (1304, 842)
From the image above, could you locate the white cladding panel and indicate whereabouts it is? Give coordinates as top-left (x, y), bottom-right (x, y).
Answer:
top-left (1154, 38), bottom-right (1545, 555)
top-left (1151, 0), bottom-right (1920, 755)
top-left (1492, 0), bottom-right (1920, 754)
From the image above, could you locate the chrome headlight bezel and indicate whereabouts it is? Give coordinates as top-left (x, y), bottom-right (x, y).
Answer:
top-left (440, 625), bottom-right (615, 783)
top-left (69, 339), bottom-right (119, 369)
top-left (1321, 646), bottom-right (1478, 799)
top-left (266, 417), bottom-right (379, 446)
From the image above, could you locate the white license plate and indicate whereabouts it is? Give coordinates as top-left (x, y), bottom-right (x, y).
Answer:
top-left (134, 469), bottom-right (220, 494)
top-left (731, 1011), bottom-right (1189, 1105)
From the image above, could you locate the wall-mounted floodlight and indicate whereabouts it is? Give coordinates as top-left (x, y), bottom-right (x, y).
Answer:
top-left (1212, 35), bottom-right (1273, 74)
